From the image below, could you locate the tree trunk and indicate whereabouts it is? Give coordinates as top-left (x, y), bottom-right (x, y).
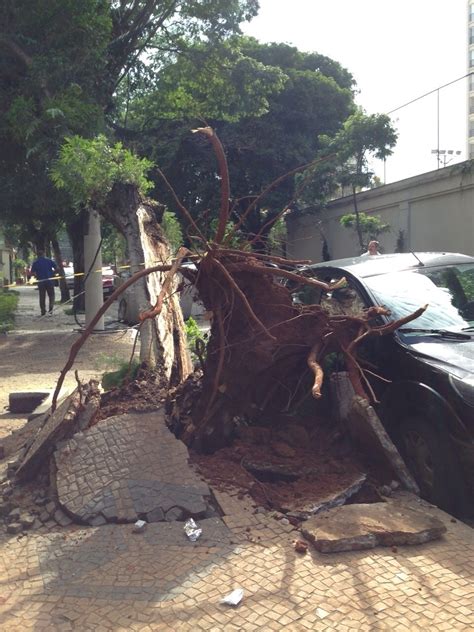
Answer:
top-left (66, 211), bottom-right (87, 311)
top-left (51, 236), bottom-right (70, 303)
top-left (352, 185), bottom-right (364, 251)
top-left (102, 183), bottom-right (191, 383)
top-left (137, 205), bottom-right (192, 383)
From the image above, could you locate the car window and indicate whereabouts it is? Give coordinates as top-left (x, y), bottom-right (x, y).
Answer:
top-left (364, 265), bottom-right (474, 330)
top-left (294, 271), bottom-right (367, 318)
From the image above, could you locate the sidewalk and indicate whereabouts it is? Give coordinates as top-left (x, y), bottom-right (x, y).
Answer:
top-left (0, 286), bottom-right (135, 441)
top-left (0, 490), bottom-right (473, 631)
top-left (0, 288), bottom-right (473, 631)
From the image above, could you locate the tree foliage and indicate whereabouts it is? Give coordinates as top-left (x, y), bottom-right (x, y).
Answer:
top-left (340, 212), bottom-right (390, 247)
top-left (124, 38), bottom-right (355, 249)
top-left (297, 109), bottom-right (397, 250)
top-left (0, 0), bottom-right (258, 247)
top-left (51, 135), bottom-right (153, 208)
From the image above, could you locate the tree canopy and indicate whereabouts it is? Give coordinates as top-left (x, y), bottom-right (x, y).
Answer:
top-left (120, 37), bottom-right (356, 247)
top-left (0, 0), bottom-right (259, 248)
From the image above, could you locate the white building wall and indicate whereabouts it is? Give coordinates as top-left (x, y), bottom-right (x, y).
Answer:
top-left (287, 163), bottom-right (474, 263)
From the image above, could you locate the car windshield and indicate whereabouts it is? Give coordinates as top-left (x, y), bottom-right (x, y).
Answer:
top-left (363, 263), bottom-right (474, 331)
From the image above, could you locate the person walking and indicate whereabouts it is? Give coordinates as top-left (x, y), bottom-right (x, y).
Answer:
top-left (30, 250), bottom-right (58, 316)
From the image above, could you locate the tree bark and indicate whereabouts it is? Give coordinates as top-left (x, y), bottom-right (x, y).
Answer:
top-left (102, 183), bottom-right (191, 382)
top-left (352, 185), bottom-right (364, 251)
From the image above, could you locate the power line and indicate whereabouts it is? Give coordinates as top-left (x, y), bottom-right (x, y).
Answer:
top-left (387, 71), bottom-right (474, 116)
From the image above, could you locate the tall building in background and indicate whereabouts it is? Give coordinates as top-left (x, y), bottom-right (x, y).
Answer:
top-left (469, 0), bottom-right (474, 158)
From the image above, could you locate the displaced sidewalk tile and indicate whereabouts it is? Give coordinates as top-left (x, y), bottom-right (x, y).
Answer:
top-left (301, 501), bottom-right (447, 553)
top-left (54, 412), bottom-right (213, 526)
top-left (283, 472), bottom-right (367, 520)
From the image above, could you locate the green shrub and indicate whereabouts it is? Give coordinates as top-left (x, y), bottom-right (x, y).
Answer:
top-left (185, 316), bottom-right (207, 362)
top-left (0, 289), bottom-right (19, 333)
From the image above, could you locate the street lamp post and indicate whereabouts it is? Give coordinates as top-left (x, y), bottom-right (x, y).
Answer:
top-left (430, 149), bottom-right (462, 169)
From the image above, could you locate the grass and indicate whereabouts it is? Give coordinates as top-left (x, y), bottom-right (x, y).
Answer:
top-left (0, 289), bottom-right (19, 333)
top-left (101, 360), bottom-right (140, 391)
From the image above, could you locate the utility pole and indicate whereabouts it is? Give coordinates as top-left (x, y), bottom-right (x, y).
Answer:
top-left (84, 210), bottom-right (104, 330)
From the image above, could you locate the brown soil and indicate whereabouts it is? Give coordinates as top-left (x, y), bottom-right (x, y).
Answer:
top-left (96, 365), bottom-right (168, 422)
top-left (191, 436), bottom-right (367, 514)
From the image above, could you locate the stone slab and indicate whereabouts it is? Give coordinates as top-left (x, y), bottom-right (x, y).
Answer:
top-left (8, 391), bottom-right (49, 414)
top-left (16, 382), bottom-right (101, 481)
top-left (55, 411), bottom-right (212, 525)
top-left (301, 500), bottom-right (447, 553)
top-left (15, 390), bottom-right (81, 480)
top-left (283, 473), bottom-right (367, 520)
top-left (27, 387), bottom-right (72, 420)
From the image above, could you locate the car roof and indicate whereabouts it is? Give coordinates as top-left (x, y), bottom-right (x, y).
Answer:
top-left (303, 252), bottom-right (474, 279)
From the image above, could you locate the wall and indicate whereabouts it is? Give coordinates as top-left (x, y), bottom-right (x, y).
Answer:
top-left (287, 162), bottom-right (474, 262)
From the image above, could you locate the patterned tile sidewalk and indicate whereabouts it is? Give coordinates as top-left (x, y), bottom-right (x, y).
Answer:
top-left (0, 489), bottom-right (473, 631)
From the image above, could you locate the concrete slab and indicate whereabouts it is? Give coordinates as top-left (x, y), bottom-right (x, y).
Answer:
top-left (8, 391), bottom-right (49, 414)
top-left (301, 499), bottom-right (447, 553)
top-left (284, 472), bottom-right (367, 519)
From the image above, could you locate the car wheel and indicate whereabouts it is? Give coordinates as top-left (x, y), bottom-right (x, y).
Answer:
top-left (118, 298), bottom-right (127, 323)
top-left (397, 416), bottom-right (464, 514)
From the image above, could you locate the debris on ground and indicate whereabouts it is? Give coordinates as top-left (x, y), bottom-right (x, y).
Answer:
top-left (97, 364), bottom-right (168, 422)
top-left (184, 518), bottom-right (202, 541)
top-left (15, 381), bottom-right (101, 481)
top-left (301, 500), bottom-right (447, 553)
top-left (191, 422), bottom-right (375, 518)
top-left (220, 588), bottom-right (244, 606)
top-left (294, 539), bottom-right (308, 554)
top-left (133, 519), bottom-right (147, 533)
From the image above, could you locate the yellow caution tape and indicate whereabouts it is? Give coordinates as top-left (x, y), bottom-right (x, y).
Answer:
top-left (2, 259), bottom-right (174, 290)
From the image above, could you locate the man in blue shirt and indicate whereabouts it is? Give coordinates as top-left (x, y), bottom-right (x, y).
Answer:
top-left (30, 250), bottom-right (58, 316)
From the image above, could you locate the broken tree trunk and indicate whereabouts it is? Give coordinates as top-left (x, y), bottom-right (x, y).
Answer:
top-left (137, 206), bottom-right (192, 382)
top-left (102, 183), bottom-right (190, 381)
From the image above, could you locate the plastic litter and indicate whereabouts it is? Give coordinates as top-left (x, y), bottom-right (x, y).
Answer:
top-left (184, 518), bottom-right (202, 541)
top-left (220, 588), bottom-right (244, 606)
top-left (132, 519), bottom-right (147, 533)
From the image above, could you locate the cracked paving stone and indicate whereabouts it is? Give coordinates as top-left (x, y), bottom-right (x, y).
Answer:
top-left (54, 411), bottom-right (213, 525)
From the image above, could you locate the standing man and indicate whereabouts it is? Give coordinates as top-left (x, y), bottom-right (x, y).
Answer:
top-left (30, 250), bottom-right (58, 316)
top-left (361, 240), bottom-right (381, 256)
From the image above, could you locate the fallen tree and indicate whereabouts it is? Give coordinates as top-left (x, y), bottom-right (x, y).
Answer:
top-left (53, 127), bottom-right (426, 455)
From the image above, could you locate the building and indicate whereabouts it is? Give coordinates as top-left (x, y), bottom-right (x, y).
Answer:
top-left (287, 162), bottom-right (474, 262)
top-left (469, 0), bottom-right (474, 158)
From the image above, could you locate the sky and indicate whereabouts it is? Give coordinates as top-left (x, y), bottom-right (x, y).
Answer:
top-left (242, 0), bottom-right (468, 184)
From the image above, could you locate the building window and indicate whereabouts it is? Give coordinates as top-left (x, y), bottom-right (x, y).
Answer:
top-left (470, 26), bottom-right (474, 44)
top-left (470, 4), bottom-right (474, 22)
top-left (470, 74), bottom-right (474, 91)
top-left (471, 50), bottom-right (474, 67)
top-left (471, 96), bottom-right (474, 114)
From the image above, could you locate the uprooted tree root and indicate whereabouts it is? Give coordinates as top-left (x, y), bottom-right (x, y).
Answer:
top-left (53, 126), bottom-right (426, 452)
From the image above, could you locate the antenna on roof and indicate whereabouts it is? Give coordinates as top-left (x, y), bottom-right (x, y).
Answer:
top-left (410, 252), bottom-right (425, 267)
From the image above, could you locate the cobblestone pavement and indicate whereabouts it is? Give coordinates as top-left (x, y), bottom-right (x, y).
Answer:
top-left (55, 412), bottom-right (211, 524)
top-left (0, 286), bottom-right (135, 443)
top-left (0, 489), bottom-right (473, 631)
top-left (1, 289), bottom-right (474, 630)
